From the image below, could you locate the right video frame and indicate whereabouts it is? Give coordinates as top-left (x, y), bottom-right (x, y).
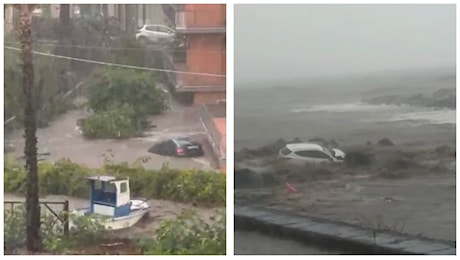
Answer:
top-left (234, 4), bottom-right (456, 255)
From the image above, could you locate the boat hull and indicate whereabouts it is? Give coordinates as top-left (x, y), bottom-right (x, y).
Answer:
top-left (71, 200), bottom-right (150, 231)
top-left (102, 208), bottom-right (149, 230)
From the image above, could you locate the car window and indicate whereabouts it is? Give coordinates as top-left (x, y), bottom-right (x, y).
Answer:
top-left (295, 150), bottom-right (331, 159)
top-left (157, 26), bottom-right (172, 33)
top-left (176, 138), bottom-right (192, 145)
top-left (280, 147), bottom-right (291, 155)
top-left (146, 25), bottom-right (157, 31)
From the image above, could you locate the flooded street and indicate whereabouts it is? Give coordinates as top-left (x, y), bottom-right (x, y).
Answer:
top-left (234, 231), bottom-right (341, 255)
top-left (4, 102), bottom-right (221, 238)
top-left (236, 173), bottom-right (456, 241)
top-left (7, 104), bottom-right (215, 170)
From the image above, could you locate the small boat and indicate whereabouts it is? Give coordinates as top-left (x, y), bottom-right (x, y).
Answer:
top-left (71, 175), bottom-right (150, 230)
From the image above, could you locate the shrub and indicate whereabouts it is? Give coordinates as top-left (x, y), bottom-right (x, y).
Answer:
top-left (83, 67), bottom-right (169, 140)
top-left (105, 163), bottom-right (226, 206)
top-left (4, 206), bottom-right (107, 254)
top-left (81, 103), bottom-right (138, 139)
top-left (5, 206), bottom-right (225, 255)
top-left (138, 209), bottom-right (226, 255)
top-left (5, 159), bottom-right (225, 207)
top-left (4, 155), bottom-right (27, 193)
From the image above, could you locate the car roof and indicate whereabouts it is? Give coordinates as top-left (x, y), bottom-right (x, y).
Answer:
top-left (285, 143), bottom-right (325, 152)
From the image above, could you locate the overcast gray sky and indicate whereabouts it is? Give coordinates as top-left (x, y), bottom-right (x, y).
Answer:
top-left (235, 4), bottom-right (456, 83)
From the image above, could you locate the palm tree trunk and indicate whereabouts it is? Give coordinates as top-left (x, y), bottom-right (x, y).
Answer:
top-left (20, 3), bottom-right (42, 252)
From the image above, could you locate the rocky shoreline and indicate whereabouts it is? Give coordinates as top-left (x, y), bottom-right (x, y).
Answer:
top-left (234, 137), bottom-right (456, 241)
top-left (362, 88), bottom-right (455, 109)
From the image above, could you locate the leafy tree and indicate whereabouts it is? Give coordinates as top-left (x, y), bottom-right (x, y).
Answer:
top-left (5, 40), bottom-right (73, 131)
top-left (87, 67), bottom-right (169, 117)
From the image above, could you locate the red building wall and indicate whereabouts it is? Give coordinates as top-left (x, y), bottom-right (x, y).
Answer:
top-left (184, 4), bottom-right (226, 28)
top-left (185, 34), bottom-right (226, 86)
top-left (179, 4), bottom-right (226, 104)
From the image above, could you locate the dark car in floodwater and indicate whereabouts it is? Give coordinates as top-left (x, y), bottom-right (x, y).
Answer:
top-left (148, 137), bottom-right (204, 157)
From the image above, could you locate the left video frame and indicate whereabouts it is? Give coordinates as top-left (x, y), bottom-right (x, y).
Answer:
top-left (4, 3), bottom-right (226, 255)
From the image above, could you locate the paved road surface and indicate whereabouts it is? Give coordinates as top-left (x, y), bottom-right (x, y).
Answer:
top-left (234, 230), bottom-right (341, 255)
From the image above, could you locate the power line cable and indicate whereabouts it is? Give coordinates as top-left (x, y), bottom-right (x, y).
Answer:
top-left (5, 46), bottom-right (226, 78)
top-left (5, 41), bottom-right (225, 53)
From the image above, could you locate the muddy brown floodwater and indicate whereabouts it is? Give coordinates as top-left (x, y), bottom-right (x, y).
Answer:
top-left (236, 172), bottom-right (455, 241)
top-left (7, 105), bottom-right (215, 170)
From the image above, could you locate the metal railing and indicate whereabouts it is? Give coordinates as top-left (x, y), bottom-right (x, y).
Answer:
top-left (4, 200), bottom-right (70, 237)
top-left (199, 104), bottom-right (225, 168)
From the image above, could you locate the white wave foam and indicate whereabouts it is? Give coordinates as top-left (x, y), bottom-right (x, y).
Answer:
top-left (387, 109), bottom-right (456, 125)
top-left (290, 102), bottom-right (404, 113)
top-left (360, 108), bottom-right (456, 125)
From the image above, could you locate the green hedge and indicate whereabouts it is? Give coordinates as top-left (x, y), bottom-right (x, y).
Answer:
top-left (139, 209), bottom-right (226, 255)
top-left (4, 158), bottom-right (225, 207)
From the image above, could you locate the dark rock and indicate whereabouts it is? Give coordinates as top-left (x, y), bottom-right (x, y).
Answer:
top-left (309, 137), bottom-right (327, 143)
top-left (329, 139), bottom-right (339, 148)
top-left (290, 137), bottom-right (302, 143)
top-left (308, 137), bottom-right (328, 148)
top-left (363, 89), bottom-right (455, 109)
top-left (366, 141), bottom-right (373, 146)
top-left (244, 138), bottom-right (291, 157)
top-left (431, 89), bottom-right (455, 109)
top-left (234, 168), bottom-right (264, 189)
top-left (261, 172), bottom-right (280, 186)
top-left (381, 158), bottom-right (422, 171)
top-left (345, 151), bottom-right (375, 167)
top-left (433, 145), bottom-right (456, 157)
top-left (271, 138), bottom-right (289, 151)
top-left (377, 137), bottom-right (394, 146)
top-left (363, 95), bottom-right (402, 106)
top-left (308, 137), bottom-right (339, 148)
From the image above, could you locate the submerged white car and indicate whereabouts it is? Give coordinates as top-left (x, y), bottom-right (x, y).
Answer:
top-left (278, 143), bottom-right (345, 165)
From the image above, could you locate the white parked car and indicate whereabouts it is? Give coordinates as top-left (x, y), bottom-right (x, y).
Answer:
top-left (278, 143), bottom-right (345, 165)
top-left (136, 24), bottom-right (175, 45)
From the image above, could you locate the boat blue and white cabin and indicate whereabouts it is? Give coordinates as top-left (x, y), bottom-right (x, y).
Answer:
top-left (72, 175), bottom-right (150, 230)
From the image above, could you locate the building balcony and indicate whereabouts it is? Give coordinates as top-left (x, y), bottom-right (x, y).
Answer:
top-left (175, 10), bottom-right (226, 34)
top-left (175, 63), bottom-right (226, 92)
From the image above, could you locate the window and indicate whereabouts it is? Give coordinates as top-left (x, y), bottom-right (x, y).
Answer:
top-left (295, 150), bottom-right (331, 159)
top-left (157, 26), bottom-right (169, 33)
top-left (146, 25), bottom-right (157, 31)
top-left (158, 26), bottom-right (173, 34)
top-left (280, 147), bottom-right (291, 156)
top-left (106, 183), bottom-right (117, 192)
top-left (120, 182), bottom-right (127, 193)
top-left (176, 138), bottom-right (192, 145)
